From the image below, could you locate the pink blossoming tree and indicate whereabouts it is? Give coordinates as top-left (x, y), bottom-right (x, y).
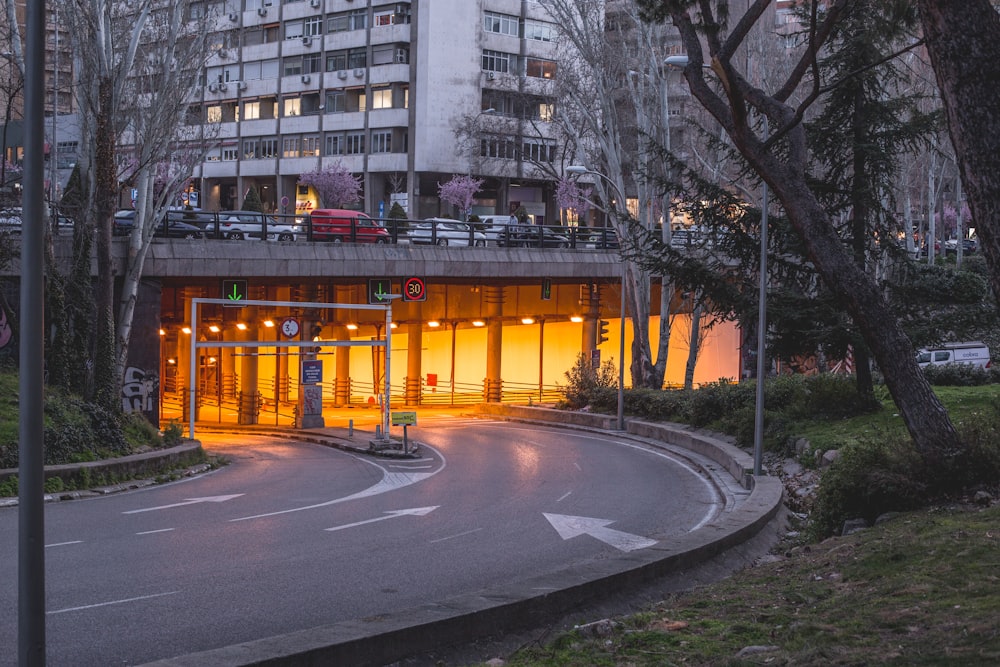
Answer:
top-left (299, 163), bottom-right (363, 208)
top-left (555, 177), bottom-right (593, 224)
top-left (438, 175), bottom-right (484, 219)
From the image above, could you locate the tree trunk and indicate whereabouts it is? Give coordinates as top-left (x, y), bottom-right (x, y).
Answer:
top-left (918, 1), bottom-right (1000, 301)
top-left (93, 78), bottom-right (118, 412)
top-left (684, 299), bottom-right (703, 390)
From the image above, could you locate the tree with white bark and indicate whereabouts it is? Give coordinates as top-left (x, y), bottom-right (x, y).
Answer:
top-left (56, 0), bottom-right (217, 409)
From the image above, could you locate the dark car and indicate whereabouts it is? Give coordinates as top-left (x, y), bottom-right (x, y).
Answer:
top-left (504, 224), bottom-right (571, 248)
top-left (113, 210), bottom-right (204, 238)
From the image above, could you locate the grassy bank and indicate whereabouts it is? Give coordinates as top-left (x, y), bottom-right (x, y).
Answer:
top-left (497, 504), bottom-right (1000, 666)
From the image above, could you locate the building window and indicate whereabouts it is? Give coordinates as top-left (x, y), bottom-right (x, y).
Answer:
top-left (370, 130), bottom-right (391, 154)
top-left (222, 146), bottom-right (239, 161)
top-left (303, 54), bottom-right (322, 74)
top-left (207, 105), bottom-right (222, 123)
top-left (349, 9), bottom-right (367, 30)
top-left (482, 49), bottom-right (514, 73)
top-left (244, 59), bottom-right (280, 80)
top-left (283, 57), bottom-right (303, 77)
top-left (284, 21), bottom-right (304, 40)
top-left (525, 58), bottom-right (557, 79)
top-left (484, 11), bottom-right (518, 36)
top-left (325, 90), bottom-right (346, 113)
top-left (325, 134), bottom-right (343, 155)
top-left (480, 134), bottom-right (516, 159)
top-left (283, 97), bottom-right (301, 116)
top-left (302, 135), bottom-right (321, 157)
top-left (326, 52), bottom-right (347, 71)
top-left (305, 16), bottom-right (323, 36)
top-left (243, 138), bottom-right (259, 159)
top-left (347, 48), bottom-right (366, 69)
top-left (522, 138), bottom-right (557, 162)
top-left (328, 13), bottom-right (349, 32)
top-left (345, 132), bottom-right (365, 155)
top-left (282, 137), bottom-right (300, 158)
top-left (524, 19), bottom-right (555, 42)
top-left (260, 138), bottom-right (279, 158)
top-left (370, 86), bottom-right (392, 109)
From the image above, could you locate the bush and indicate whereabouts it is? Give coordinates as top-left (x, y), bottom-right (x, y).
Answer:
top-left (162, 420), bottom-right (184, 447)
top-left (923, 363), bottom-right (994, 387)
top-left (681, 380), bottom-right (745, 427)
top-left (121, 411), bottom-right (163, 449)
top-left (788, 373), bottom-right (882, 419)
top-left (562, 353), bottom-right (617, 409)
top-left (809, 435), bottom-right (926, 539)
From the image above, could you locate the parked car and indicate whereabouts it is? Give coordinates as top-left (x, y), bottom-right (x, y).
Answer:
top-left (581, 229), bottom-right (620, 250)
top-left (508, 224), bottom-right (571, 248)
top-left (408, 218), bottom-right (487, 246)
top-left (943, 237), bottom-right (977, 254)
top-left (217, 210), bottom-right (300, 241)
top-left (113, 210), bottom-right (204, 238)
top-left (306, 208), bottom-right (390, 243)
top-left (916, 341), bottom-right (991, 369)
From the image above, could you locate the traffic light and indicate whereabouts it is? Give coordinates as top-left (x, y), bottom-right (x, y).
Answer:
top-left (598, 319), bottom-right (610, 345)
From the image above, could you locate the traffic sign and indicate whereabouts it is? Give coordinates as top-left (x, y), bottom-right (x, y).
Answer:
top-left (222, 279), bottom-right (248, 306)
top-left (391, 411), bottom-right (417, 426)
top-left (402, 276), bottom-right (427, 302)
top-left (368, 278), bottom-right (394, 304)
top-left (302, 359), bottom-right (323, 385)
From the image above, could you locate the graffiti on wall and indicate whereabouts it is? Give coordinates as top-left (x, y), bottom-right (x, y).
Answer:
top-left (122, 366), bottom-right (159, 414)
top-left (0, 307), bottom-right (12, 350)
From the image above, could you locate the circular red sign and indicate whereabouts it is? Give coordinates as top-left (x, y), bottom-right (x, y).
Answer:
top-left (403, 277), bottom-right (426, 301)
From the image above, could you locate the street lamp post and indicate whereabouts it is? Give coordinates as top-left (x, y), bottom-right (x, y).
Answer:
top-left (566, 165), bottom-right (626, 431)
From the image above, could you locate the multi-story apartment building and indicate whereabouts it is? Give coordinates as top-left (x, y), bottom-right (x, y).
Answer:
top-left (193, 0), bottom-right (563, 223)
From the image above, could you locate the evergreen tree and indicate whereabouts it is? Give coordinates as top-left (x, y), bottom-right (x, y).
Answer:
top-left (242, 185), bottom-right (263, 212)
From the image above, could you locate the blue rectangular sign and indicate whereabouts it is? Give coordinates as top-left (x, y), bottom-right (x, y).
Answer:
top-left (302, 359), bottom-right (323, 385)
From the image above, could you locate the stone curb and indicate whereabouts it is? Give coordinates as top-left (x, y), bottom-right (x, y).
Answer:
top-left (139, 407), bottom-right (784, 667)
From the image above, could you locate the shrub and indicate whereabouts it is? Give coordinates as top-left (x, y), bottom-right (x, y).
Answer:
top-left (121, 411), bottom-right (162, 449)
top-left (788, 374), bottom-right (882, 420)
top-left (562, 353), bottom-right (617, 409)
top-left (923, 363), bottom-right (993, 387)
top-left (162, 420), bottom-right (184, 447)
top-left (682, 380), bottom-right (745, 427)
top-left (809, 435), bottom-right (925, 539)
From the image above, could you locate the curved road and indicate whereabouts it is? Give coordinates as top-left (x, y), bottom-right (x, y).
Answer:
top-left (0, 415), bottom-right (733, 666)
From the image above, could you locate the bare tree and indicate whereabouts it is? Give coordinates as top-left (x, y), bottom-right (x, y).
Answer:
top-left (638, 0), bottom-right (958, 457)
top-left (61, 0), bottom-right (216, 407)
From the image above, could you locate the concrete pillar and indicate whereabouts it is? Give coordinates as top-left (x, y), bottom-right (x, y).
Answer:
top-left (484, 286), bottom-right (504, 402)
top-left (406, 304), bottom-right (422, 405)
top-left (238, 308), bottom-right (259, 425)
top-left (334, 284), bottom-right (353, 405)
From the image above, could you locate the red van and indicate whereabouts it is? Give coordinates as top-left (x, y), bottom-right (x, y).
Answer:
top-left (306, 208), bottom-right (391, 243)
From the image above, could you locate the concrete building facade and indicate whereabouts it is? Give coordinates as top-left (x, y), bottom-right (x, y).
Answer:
top-left (194, 0), bottom-right (562, 222)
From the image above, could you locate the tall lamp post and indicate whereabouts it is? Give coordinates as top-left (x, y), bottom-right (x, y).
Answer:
top-left (566, 165), bottom-right (627, 431)
top-left (664, 55), bottom-right (767, 477)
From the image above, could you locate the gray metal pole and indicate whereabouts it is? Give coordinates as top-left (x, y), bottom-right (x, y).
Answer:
top-left (19, 0), bottom-right (48, 661)
top-left (617, 260), bottom-right (625, 430)
top-left (752, 120), bottom-right (769, 478)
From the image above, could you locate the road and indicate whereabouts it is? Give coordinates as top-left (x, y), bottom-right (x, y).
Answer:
top-left (0, 415), bottom-right (733, 666)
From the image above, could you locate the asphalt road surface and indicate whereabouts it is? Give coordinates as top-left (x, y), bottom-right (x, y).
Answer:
top-left (0, 414), bottom-right (733, 666)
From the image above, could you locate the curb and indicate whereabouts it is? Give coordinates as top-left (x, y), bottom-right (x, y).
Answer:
top-left (140, 407), bottom-right (784, 666)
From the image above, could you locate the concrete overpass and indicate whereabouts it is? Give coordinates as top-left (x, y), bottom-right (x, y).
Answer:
top-left (3, 237), bottom-right (740, 427)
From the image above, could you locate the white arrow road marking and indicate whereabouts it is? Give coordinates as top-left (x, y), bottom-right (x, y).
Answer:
top-left (324, 506), bottom-right (439, 533)
top-left (122, 494), bottom-right (244, 515)
top-left (543, 513), bottom-right (658, 553)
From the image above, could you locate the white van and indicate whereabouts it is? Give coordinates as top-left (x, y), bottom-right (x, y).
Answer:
top-left (916, 341), bottom-right (991, 369)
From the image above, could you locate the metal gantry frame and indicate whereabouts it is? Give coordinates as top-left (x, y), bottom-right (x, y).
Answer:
top-left (187, 298), bottom-right (397, 439)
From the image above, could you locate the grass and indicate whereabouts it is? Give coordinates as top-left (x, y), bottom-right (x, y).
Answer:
top-left (494, 505), bottom-right (1000, 666)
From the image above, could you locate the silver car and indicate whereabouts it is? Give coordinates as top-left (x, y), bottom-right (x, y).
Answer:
top-left (408, 218), bottom-right (488, 246)
top-left (218, 210), bottom-right (301, 241)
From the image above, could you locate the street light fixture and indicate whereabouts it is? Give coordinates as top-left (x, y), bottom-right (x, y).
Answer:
top-left (566, 165), bottom-right (627, 431)
top-left (663, 55), bottom-right (767, 477)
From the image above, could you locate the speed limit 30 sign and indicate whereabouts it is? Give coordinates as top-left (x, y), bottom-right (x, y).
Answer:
top-left (402, 276), bottom-right (427, 302)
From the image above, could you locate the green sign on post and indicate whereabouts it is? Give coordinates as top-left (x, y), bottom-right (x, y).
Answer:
top-left (368, 278), bottom-right (394, 304)
top-left (222, 279), bottom-right (248, 306)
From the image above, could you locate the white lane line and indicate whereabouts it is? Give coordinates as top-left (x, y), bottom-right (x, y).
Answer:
top-left (48, 591), bottom-right (180, 615)
top-left (556, 491), bottom-right (572, 503)
top-left (389, 464), bottom-right (433, 470)
top-left (136, 528), bottom-right (175, 535)
top-left (46, 541), bottom-right (83, 548)
top-left (230, 445), bottom-right (447, 522)
top-left (429, 528), bottom-right (483, 544)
